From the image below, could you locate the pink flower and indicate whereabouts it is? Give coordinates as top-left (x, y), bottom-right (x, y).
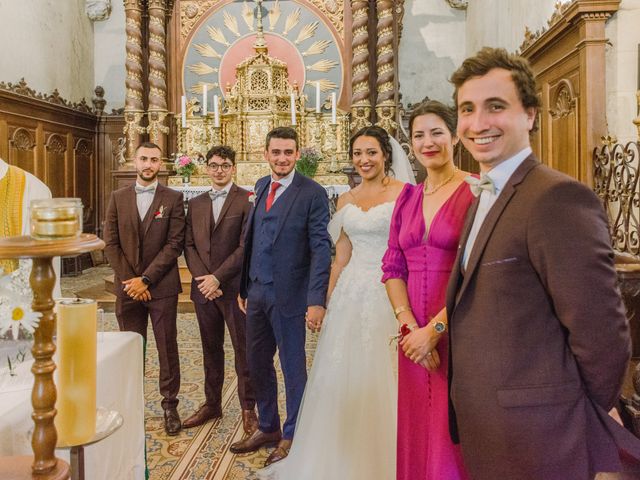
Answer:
top-left (179, 156), bottom-right (191, 166)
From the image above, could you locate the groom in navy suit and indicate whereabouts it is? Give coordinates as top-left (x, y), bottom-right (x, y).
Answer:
top-left (230, 126), bottom-right (331, 466)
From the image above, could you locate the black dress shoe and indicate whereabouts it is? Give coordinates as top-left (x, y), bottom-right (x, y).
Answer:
top-left (182, 404), bottom-right (222, 429)
top-left (164, 407), bottom-right (182, 436)
top-left (229, 429), bottom-right (281, 454)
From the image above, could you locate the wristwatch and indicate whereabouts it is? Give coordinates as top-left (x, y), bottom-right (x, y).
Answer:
top-left (433, 320), bottom-right (447, 334)
top-left (141, 275), bottom-right (151, 286)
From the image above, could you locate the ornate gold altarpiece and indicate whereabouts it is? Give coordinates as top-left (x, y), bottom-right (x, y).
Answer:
top-left (171, 2), bottom-right (350, 186)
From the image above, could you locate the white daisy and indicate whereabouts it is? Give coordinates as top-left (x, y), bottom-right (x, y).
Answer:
top-left (0, 298), bottom-right (42, 340)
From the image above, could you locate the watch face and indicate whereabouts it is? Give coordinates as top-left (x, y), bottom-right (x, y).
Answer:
top-left (434, 322), bottom-right (446, 334)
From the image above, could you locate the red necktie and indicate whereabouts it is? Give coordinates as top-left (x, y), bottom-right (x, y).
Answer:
top-left (266, 182), bottom-right (281, 212)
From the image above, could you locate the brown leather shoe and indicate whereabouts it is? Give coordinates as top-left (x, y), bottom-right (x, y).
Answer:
top-left (182, 404), bottom-right (222, 429)
top-left (241, 409), bottom-right (259, 436)
top-left (264, 439), bottom-right (292, 467)
top-left (164, 407), bottom-right (182, 436)
top-left (229, 429), bottom-right (281, 454)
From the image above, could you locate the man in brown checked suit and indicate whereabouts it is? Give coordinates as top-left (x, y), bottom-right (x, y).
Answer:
top-left (440, 47), bottom-right (640, 479)
top-left (104, 142), bottom-right (185, 436)
top-left (182, 145), bottom-right (258, 434)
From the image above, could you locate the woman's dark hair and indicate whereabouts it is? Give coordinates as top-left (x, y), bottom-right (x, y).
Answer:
top-left (408, 100), bottom-right (457, 137)
top-left (349, 125), bottom-right (393, 175)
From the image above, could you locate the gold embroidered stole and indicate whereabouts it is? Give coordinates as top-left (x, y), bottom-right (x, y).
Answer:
top-left (0, 165), bottom-right (26, 273)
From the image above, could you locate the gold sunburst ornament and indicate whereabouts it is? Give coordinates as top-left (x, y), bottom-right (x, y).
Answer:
top-left (194, 43), bottom-right (221, 59)
top-left (283, 8), bottom-right (301, 35)
top-left (306, 59), bottom-right (338, 73)
top-left (295, 22), bottom-right (319, 45)
top-left (207, 25), bottom-right (230, 46)
top-left (302, 40), bottom-right (331, 57)
top-left (242, 0), bottom-right (254, 31)
top-left (223, 10), bottom-right (241, 37)
top-left (307, 79), bottom-right (338, 92)
top-left (188, 62), bottom-right (218, 76)
top-left (268, 0), bottom-right (281, 30)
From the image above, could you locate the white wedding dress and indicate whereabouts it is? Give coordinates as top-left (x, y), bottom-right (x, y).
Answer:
top-left (259, 201), bottom-right (398, 480)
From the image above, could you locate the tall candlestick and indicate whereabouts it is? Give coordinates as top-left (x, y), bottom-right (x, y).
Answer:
top-left (181, 95), bottom-right (186, 128)
top-left (315, 81), bottom-right (321, 113)
top-left (55, 298), bottom-right (97, 446)
top-left (213, 94), bottom-right (220, 128)
top-left (202, 84), bottom-right (208, 116)
top-left (331, 92), bottom-right (337, 124)
top-left (290, 93), bottom-right (296, 125)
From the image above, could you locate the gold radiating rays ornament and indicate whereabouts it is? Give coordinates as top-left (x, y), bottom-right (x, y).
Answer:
top-left (194, 43), bottom-right (221, 59)
top-left (223, 10), bottom-right (241, 37)
top-left (207, 25), bottom-right (230, 46)
top-left (306, 59), bottom-right (338, 73)
top-left (189, 82), bottom-right (218, 95)
top-left (187, 62), bottom-right (218, 76)
top-left (302, 40), bottom-right (331, 57)
top-left (306, 79), bottom-right (337, 92)
top-left (268, 0), bottom-right (281, 30)
top-left (294, 22), bottom-right (319, 45)
top-left (283, 8), bottom-right (300, 35)
top-left (242, 1), bottom-right (254, 31)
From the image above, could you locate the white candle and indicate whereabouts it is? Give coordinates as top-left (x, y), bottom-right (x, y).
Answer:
top-left (213, 94), bottom-right (220, 127)
top-left (331, 92), bottom-right (337, 124)
top-left (290, 93), bottom-right (296, 125)
top-left (315, 81), bottom-right (321, 113)
top-left (181, 95), bottom-right (186, 128)
top-left (202, 84), bottom-right (208, 116)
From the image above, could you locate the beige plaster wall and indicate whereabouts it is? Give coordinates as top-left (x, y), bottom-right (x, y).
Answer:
top-left (605, 0), bottom-right (640, 144)
top-left (0, 0), bottom-right (94, 102)
top-left (93, 0), bottom-right (126, 111)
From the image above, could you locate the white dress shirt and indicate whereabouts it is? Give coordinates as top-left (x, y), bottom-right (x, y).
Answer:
top-left (135, 180), bottom-right (158, 220)
top-left (211, 181), bottom-right (232, 223)
top-left (462, 147), bottom-right (532, 269)
top-left (269, 170), bottom-right (295, 206)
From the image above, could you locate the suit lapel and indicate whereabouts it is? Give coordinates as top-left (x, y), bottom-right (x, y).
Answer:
top-left (199, 193), bottom-right (212, 265)
top-left (125, 185), bottom-right (141, 267)
top-left (213, 184), bottom-right (237, 233)
top-left (142, 184), bottom-right (165, 236)
top-left (273, 174), bottom-right (303, 242)
top-left (447, 197), bottom-right (479, 312)
top-left (456, 156), bottom-right (539, 303)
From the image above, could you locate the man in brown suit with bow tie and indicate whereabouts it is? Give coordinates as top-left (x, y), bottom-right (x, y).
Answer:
top-left (182, 145), bottom-right (258, 434)
top-left (441, 47), bottom-right (640, 479)
top-left (104, 142), bottom-right (185, 435)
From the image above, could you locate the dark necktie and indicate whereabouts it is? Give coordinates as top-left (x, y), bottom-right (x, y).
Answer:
top-left (266, 182), bottom-right (281, 212)
top-left (465, 174), bottom-right (496, 197)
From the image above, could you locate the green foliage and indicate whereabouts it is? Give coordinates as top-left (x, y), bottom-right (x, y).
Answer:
top-left (296, 147), bottom-right (322, 178)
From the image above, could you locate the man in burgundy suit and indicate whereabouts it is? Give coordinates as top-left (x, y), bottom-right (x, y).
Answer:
top-left (104, 142), bottom-right (185, 436)
top-left (442, 47), bottom-right (640, 479)
top-left (182, 145), bottom-right (258, 434)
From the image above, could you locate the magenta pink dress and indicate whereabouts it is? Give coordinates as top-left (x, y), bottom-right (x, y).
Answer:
top-left (381, 181), bottom-right (474, 480)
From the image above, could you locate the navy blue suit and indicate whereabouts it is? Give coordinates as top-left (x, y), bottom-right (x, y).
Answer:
top-left (240, 172), bottom-right (331, 439)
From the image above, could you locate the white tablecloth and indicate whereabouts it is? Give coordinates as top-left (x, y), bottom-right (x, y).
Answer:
top-left (0, 331), bottom-right (145, 480)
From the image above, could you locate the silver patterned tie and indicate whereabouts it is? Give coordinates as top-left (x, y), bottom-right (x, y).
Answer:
top-left (135, 184), bottom-right (156, 195)
top-left (465, 174), bottom-right (496, 197)
top-left (209, 190), bottom-right (228, 201)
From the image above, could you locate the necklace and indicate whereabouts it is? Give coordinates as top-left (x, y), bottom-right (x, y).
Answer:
top-left (423, 167), bottom-right (458, 196)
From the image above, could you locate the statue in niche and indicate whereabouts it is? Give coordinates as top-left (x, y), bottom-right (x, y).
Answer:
top-left (86, 0), bottom-right (111, 21)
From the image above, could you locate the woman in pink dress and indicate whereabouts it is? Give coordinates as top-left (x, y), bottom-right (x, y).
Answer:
top-left (382, 100), bottom-right (474, 480)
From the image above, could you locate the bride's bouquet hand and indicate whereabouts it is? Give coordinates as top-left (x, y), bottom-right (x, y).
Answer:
top-left (400, 326), bottom-right (441, 370)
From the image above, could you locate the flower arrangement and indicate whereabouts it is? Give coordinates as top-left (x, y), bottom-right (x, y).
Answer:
top-left (296, 147), bottom-right (322, 178)
top-left (174, 154), bottom-right (198, 177)
top-left (0, 261), bottom-right (41, 340)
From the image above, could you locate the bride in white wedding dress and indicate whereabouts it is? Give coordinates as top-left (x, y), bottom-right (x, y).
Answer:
top-left (259, 126), bottom-right (415, 480)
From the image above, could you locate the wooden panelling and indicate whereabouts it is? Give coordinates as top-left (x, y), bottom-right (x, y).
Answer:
top-left (0, 88), bottom-right (99, 233)
top-left (520, 0), bottom-right (620, 185)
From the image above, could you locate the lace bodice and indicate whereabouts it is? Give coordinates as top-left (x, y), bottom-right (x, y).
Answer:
top-left (328, 201), bottom-right (395, 270)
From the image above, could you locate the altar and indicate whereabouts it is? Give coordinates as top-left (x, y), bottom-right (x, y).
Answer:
top-left (0, 332), bottom-right (145, 480)
top-left (170, 184), bottom-right (350, 203)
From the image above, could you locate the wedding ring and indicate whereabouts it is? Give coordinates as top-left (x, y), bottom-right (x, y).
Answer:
top-left (427, 352), bottom-right (433, 357)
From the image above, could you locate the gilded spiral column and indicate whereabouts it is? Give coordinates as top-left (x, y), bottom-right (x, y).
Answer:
top-left (350, 0), bottom-right (372, 134)
top-left (375, 0), bottom-right (398, 135)
top-left (147, 0), bottom-right (170, 152)
top-left (123, 0), bottom-right (146, 162)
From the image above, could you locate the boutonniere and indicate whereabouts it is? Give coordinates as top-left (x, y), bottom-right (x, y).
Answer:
top-left (247, 192), bottom-right (255, 205)
top-left (154, 205), bottom-right (165, 219)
